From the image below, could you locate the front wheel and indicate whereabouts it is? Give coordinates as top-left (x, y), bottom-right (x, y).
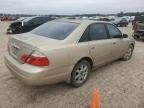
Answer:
top-left (122, 45), bottom-right (134, 61)
top-left (71, 60), bottom-right (91, 87)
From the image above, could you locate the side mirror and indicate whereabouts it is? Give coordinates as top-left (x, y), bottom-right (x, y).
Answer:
top-left (123, 34), bottom-right (128, 38)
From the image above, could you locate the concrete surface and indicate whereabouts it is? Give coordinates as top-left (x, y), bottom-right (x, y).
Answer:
top-left (0, 22), bottom-right (144, 108)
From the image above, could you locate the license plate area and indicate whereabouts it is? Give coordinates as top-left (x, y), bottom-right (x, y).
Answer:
top-left (9, 44), bottom-right (20, 58)
top-left (8, 37), bottom-right (35, 63)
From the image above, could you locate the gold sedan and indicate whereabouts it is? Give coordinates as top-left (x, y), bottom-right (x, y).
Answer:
top-left (4, 19), bottom-right (135, 87)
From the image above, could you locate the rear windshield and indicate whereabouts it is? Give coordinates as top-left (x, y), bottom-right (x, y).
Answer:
top-left (31, 21), bottom-right (79, 40)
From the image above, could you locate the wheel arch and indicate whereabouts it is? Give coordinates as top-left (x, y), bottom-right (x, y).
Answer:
top-left (75, 57), bottom-right (93, 69)
top-left (66, 56), bottom-right (93, 84)
top-left (130, 43), bottom-right (135, 48)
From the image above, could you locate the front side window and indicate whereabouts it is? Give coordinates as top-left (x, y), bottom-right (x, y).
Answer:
top-left (89, 24), bottom-right (108, 41)
top-left (107, 24), bottom-right (122, 38)
top-left (31, 21), bottom-right (79, 40)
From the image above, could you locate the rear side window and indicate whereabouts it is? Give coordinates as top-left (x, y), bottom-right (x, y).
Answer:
top-left (31, 21), bottom-right (79, 40)
top-left (79, 27), bottom-right (89, 42)
top-left (89, 24), bottom-right (108, 41)
top-left (106, 24), bottom-right (122, 38)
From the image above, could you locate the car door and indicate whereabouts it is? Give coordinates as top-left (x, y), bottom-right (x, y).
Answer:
top-left (88, 23), bottom-right (114, 66)
top-left (106, 24), bottom-right (129, 59)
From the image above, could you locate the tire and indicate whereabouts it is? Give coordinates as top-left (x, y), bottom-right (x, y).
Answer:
top-left (71, 60), bottom-right (91, 87)
top-left (122, 45), bottom-right (134, 61)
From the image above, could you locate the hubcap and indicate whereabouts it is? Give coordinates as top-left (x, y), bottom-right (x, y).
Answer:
top-left (75, 64), bottom-right (88, 84)
top-left (124, 47), bottom-right (133, 60)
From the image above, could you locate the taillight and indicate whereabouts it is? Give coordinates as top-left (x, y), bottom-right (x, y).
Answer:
top-left (21, 51), bottom-right (49, 66)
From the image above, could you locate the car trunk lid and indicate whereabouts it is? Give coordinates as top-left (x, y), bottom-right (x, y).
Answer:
top-left (8, 33), bottom-right (61, 64)
top-left (8, 36), bottom-right (35, 63)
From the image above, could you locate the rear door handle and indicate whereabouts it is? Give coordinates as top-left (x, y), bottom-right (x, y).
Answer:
top-left (91, 47), bottom-right (95, 50)
top-left (113, 42), bottom-right (116, 44)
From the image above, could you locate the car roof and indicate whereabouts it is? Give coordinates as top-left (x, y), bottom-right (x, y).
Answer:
top-left (55, 19), bottom-right (112, 25)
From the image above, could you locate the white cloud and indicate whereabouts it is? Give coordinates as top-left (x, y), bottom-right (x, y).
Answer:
top-left (0, 0), bottom-right (144, 14)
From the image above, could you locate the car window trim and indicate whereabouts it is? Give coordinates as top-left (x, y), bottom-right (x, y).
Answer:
top-left (104, 23), bottom-right (110, 39)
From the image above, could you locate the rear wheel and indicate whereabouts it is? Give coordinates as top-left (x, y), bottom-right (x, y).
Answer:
top-left (71, 60), bottom-right (91, 87)
top-left (122, 45), bottom-right (134, 61)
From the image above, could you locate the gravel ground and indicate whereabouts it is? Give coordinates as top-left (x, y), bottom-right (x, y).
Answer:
top-left (0, 22), bottom-right (144, 108)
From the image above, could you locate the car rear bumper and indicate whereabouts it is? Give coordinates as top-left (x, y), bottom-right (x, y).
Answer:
top-left (4, 54), bottom-right (73, 86)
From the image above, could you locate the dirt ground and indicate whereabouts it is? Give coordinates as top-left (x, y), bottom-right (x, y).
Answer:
top-left (0, 22), bottom-right (144, 108)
